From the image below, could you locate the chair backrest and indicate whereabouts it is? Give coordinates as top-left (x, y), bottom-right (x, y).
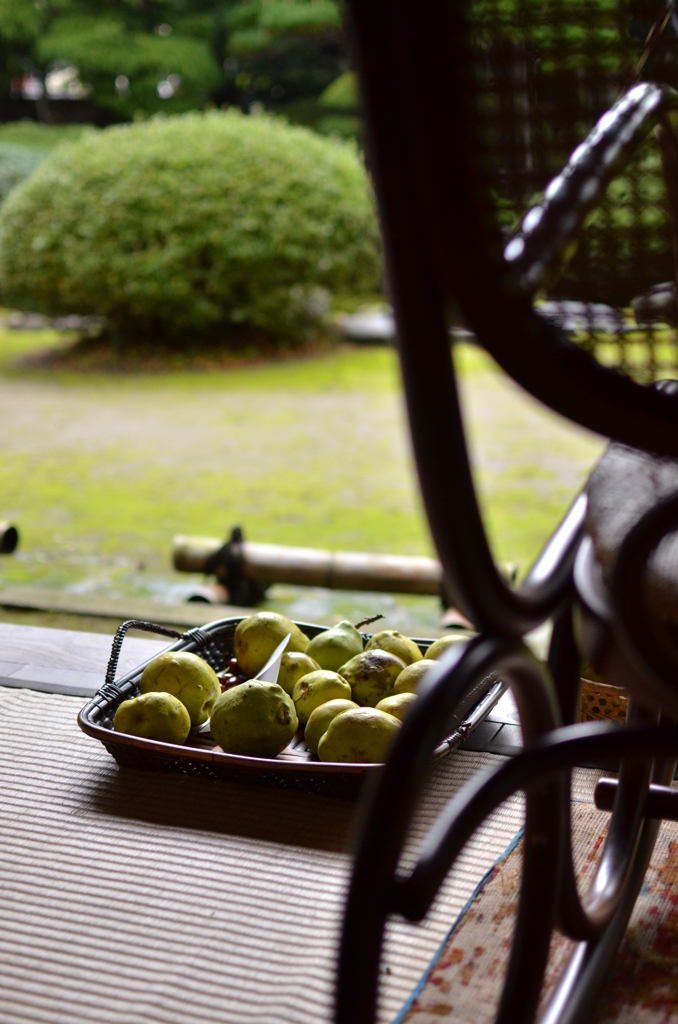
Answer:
top-left (345, 0), bottom-right (678, 635)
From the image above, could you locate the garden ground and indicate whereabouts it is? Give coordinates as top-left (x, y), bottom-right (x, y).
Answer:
top-left (0, 326), bottom-right (605, 634)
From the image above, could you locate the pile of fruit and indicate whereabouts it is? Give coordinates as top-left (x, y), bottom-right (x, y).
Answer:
top-left (113, 612), bottom-right (461, 764)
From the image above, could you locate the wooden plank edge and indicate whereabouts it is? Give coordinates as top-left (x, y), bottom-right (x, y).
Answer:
top-left (0, 585), bottom-right (253, 629)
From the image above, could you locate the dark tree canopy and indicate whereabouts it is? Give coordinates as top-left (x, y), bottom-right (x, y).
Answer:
top-left (0, 0), bottom-right (347, 121)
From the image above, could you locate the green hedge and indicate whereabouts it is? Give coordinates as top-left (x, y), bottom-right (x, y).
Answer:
top-left (0, 111), bottom-right (382, 342)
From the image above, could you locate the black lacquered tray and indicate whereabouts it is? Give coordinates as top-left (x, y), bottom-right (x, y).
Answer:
top-left (77, 616), bottom-right (505, 800)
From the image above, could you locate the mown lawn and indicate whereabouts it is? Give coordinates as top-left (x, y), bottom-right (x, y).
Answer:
top-left (0, 326), bottom-right (605, 631)
top-left (0, 121), bottom-right (94, 149)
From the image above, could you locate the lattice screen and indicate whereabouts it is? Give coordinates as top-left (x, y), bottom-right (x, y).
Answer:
top-left (472, 0), bottom-right (678, 382)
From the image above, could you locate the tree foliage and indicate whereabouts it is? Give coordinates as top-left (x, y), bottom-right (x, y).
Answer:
top-left (0, 0), bottom-right (347, 121)
top-left (221, 0), bottom-right (347, 114)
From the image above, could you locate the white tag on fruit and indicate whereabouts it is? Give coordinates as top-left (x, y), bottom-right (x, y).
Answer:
top-left (197, 633), bottom-right (292, 736)
top-left (254, 633), bottom-right (291, 684)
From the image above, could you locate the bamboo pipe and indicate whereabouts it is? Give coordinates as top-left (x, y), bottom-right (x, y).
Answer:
top-left (0, 522), bottom-right (18, 554)
top-left (173, 535), bottom-right (443, 596)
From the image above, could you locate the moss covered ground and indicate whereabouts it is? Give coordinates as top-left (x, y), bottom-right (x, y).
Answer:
top-left (0, 324), bottom-right (605, 632)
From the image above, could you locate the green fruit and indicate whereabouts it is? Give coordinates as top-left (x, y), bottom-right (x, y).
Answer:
top-left (376, 692), bottom-right (417, 721)
top-left (305, 698), bottom-right (359, 756)
top-left (305, 620), bottom-right (363, 672)
top-left (210, 680), bottom-right (298, 758)
top-left (234, 612), bottom-right (310, 678)
top-left (365, 629), bottom-right (422, 666)
top-left (139, 651), bottom-right (220, 727)
top-left (394, 659), bottom-right (437, 694)
top-left (425, 635), bottom-right (467, 660)
top-left (277, 651), bottom-right (320, 696)
top-left (339, 649), bottom-right (405, 707)
top-left (114, 691), bottom-right (191, 743)
top-left (292, 669), bottom-right (352, 725)
top-left (317, 707), bottom-right (401, 763)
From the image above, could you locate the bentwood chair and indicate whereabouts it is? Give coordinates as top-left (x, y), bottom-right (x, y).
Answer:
top-left (336, 1), bottom-right (678, 1021)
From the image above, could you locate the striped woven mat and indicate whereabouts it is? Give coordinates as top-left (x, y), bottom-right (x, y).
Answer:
top-left (0, 686), bottom-right (536, 1024)
top-left (399, 797), bottom-right (678, 1022)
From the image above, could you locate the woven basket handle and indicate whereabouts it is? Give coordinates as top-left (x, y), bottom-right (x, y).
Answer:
top-left (105, 620), bottom-right (183, 688)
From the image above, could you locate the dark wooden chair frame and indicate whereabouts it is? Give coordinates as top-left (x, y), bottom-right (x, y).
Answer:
top-left (335, 3), bottom-right (678, 1023)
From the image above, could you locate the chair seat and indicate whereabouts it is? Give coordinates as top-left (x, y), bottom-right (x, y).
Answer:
top-left (587, 442), bottom-right (678, 624)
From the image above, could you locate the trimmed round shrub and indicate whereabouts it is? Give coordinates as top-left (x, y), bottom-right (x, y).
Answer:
top-left (0, 110), bottom-right (382, 342)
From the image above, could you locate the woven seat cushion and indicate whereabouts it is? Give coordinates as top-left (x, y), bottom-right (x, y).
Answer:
top-left (586, 442), bottom-right (678, 624)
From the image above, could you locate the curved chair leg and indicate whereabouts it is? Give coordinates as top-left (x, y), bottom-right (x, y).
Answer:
top-left (542, 761), bottom-right (677, 1024)
top-left (398, 724), bottom-right (677, 1024)
top-left (556, 699), bottom-right (656, 942)
top-left (542, 707), bottom-right (672, 1024)
top-left (336, 642), bottom-right (678, 1024)
top-left (336, 636), bottom-right (564, 1024)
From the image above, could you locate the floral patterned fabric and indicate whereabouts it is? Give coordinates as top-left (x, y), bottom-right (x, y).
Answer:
top-left (397, 802), bottom-right (678, 1023)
